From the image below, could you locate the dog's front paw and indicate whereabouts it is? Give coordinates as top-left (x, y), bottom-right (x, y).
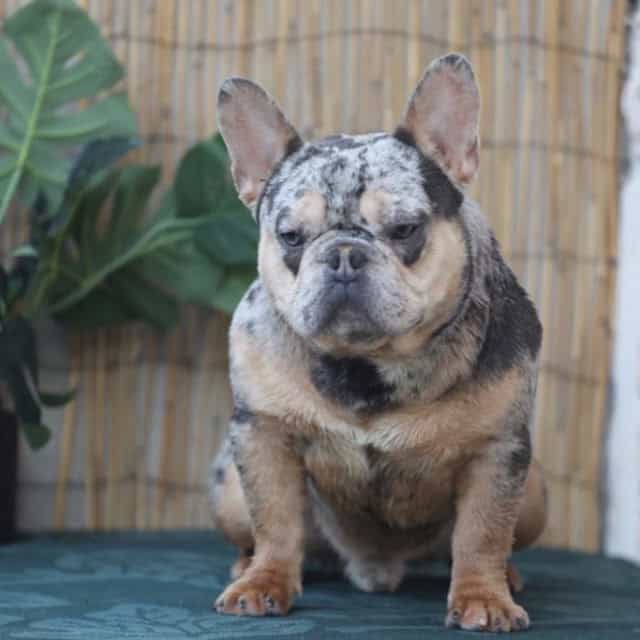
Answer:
top-left (214, 566), bottom-right (301, 616)
top-left (446, 581), bottom-right (529, 632)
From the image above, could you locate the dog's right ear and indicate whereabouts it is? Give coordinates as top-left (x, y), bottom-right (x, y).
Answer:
top-left (217, 78), bottom-right (303, 214)
top-left (397, 54), bottom-right (480, 186)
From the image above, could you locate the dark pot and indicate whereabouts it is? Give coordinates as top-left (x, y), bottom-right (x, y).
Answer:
top-left (0, 410), bottom-right (18, 543)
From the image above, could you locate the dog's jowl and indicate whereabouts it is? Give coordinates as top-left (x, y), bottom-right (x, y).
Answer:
top-left (209, 54), bottom-right (545, 633)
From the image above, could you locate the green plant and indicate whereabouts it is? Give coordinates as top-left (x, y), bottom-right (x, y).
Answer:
top-left (0, 0), bottom-right (258, 449)
top-left (0, 0), bottom-right (136, 223)
top-left (0, 0), bottom-right (136, 448)
top-left (42, 134), bottom-right (257, 332)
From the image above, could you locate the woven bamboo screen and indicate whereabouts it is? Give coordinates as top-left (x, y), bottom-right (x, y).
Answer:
top-left (1, 0), bottom-right (625, 551)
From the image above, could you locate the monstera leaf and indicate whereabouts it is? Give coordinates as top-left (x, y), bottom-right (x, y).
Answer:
top-left (0, 0), bottom-right (137, 223)
top-left (173, 135), bottom-right (258, 311)
top-left (27, 140), bottom-right (212, 332)
top-left (30, 134), bottom-right (257, 331)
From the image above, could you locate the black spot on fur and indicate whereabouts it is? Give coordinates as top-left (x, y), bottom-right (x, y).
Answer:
top-left (285, 134), bottom-right (304, 157)
top-left (507, 422), bottom-right (532, 480)
top-left (364, 444), bottom-right (382, 467)
top-left (475, 237), bottom-right (542, 379)
top-left (328, 157), bottom-right (347, 174)
top-left (245, 320), bottom-right (255, 335)
top-left (393, 126), bottom-right (463, 217)
top-left (245, 283), bottom-right (259, 304)
top-left (316, 134), bottom-right (368, 150)
top-left (276, 206), bottom-right (291, 222)
top-left (253, 136), bottom-right (304, 226)
top-left (231, 405), bottom-right (255, 425)
top-left (334, 226), bottom-right (375, 242)
top-left (275, 206), bottom-right (304, 275)
top-left (282, 247), bottom-right (303, 275)
top-left (421, 157), bottom-right (463, 217)
top-left (215, 468), bottom-right (225, 484)
top-left (393, 215), bottom-right (429, 267)
top-left (392, 126), bottom-right (415, 148)
top-left (310, 354), bottom-right (395, 414)
top-left (289, 144), bottom-right (329, 171)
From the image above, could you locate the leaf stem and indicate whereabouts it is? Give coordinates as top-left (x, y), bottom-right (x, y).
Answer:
top-left (48, 217), bottom-right (209, 313)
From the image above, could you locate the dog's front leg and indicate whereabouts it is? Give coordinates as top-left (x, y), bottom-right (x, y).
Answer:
top-left (447, 433), bottom-right (531, 633)
top-left (215, 414), bottom-right (305, 616)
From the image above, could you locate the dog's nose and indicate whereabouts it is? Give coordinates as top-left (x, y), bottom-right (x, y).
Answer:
top-left (326, 245), bottom-right (368, 281)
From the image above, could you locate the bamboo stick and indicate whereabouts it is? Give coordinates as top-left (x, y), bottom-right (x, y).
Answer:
top-left (136, 334), bottom-right (156, 530)
top-left (105, 330), bottom-right (119, 530)
top-left (154, 341), bottom-right (179, 529)
top-left (0, 0), bottom-right (623, 551)
top-left (84, 333), bottom-right (97, 529)
top-left (53, 336), bottom-right (81, 530)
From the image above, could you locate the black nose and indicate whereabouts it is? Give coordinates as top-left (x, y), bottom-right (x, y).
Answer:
top-left (326, 245), bottom-right (369, 281)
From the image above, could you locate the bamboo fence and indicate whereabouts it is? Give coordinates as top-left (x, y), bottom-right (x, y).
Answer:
top-left (0, 0), bottom-right (626, 551)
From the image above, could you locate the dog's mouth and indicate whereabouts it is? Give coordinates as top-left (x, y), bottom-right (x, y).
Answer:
top-left (302, 278), bottom-right (385, 343)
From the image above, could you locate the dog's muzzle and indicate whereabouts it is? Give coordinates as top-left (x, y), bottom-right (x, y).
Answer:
top-left (319, 237), bottom-right (372, 285)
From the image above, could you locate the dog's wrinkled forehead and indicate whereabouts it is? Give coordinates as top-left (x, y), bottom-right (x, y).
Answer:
top-left (258, 133), bottom-right (428, 226)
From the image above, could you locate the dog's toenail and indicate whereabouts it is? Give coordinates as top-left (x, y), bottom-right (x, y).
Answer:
top-left (238, 597), bottom-right (246, 610)
top-left (515, 616), bottom-right (528, 629)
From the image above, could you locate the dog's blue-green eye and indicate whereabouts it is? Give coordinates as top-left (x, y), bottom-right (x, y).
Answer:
top-left (279, 230), bottom-right (304, 247)
top-left (390, 223), bottom-right (419, 241)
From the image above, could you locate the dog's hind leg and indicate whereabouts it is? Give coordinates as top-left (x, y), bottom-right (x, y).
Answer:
top-left (513, 460), bottom-right (547, 550)
top-left (505, 460), bottom-right (546, 593)
top-left (209, 442), bottom-right (255, 579)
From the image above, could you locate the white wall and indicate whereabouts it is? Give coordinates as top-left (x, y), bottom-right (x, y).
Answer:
top-left (605, 7), bottom-right (640, 564)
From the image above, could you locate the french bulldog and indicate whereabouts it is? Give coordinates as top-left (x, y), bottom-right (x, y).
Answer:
top-left (209, 53), bottom-right (546, 633)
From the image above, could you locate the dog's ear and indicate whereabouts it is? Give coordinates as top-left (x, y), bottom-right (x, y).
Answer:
top-left (397, 54), bottom-right (480, 186)
top-left (217, 78), bottom-right (302, 212)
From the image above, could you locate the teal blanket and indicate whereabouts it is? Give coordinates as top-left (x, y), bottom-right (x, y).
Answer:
top-left (0, 531), bottom-right (638, 639)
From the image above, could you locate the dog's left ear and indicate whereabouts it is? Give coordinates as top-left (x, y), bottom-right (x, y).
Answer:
top-left (217, 78), bottom-right (303, 213)
top-left (397, 54), bottom-right (480, 186)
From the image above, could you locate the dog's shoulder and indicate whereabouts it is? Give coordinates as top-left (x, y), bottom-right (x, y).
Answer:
top-left (462, 200), bottom-right (542, 382)
top-left (229, 279), bottom-right (320, 421)
top-left (476, 238), bottom-right (542, 379)
top-left (230, 278), bottom-right (293, 372)
top-left (230, 279), bottom-right (271, 342)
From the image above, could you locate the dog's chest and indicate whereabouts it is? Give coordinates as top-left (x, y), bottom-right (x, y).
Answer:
top-left (302, 429), bottom-right (456, 529)
top-left (309, 354), bottom-right (397, 414)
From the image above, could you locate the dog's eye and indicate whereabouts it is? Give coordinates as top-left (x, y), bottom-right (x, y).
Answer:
top-left (389, 223), bottom-right (419, 240)
top-left (279, 230), bottom-right (304, 247)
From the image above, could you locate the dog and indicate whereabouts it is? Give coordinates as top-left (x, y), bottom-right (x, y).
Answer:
top-left (209, 53), bottom-right (546, 633)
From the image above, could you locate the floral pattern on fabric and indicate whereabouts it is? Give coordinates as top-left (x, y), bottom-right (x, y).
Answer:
top-left (0, 531), bottom-right (639, 639)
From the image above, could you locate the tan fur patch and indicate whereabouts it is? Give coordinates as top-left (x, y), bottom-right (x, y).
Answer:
top-left (359, 189), bottom-right (392, 226)
top-left (258, 232), bottom-right (297, 310)
top-left (368, 368), bottom-right (525, 452)
top-left (292, 191), bottom-right (326, 228)
top-left (386, 218), bottom-right (467, 356)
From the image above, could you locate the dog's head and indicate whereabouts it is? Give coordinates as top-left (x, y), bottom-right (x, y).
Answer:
top-left (218, 54), bottom-right (480, 355)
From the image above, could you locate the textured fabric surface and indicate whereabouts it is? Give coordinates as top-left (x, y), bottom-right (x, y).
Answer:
top-left (0, 531), bottom-right (638, 639)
